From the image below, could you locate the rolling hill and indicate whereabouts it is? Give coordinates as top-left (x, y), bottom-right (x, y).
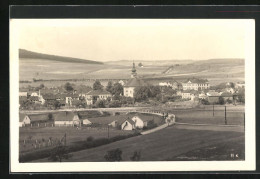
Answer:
top-left (19, 49), bottom-right (103, 65)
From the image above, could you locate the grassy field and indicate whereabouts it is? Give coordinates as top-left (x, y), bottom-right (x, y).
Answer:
top-left (33, 125), bottom-right (244, 162)
top-left (19, 58), bottom-right (244, 88)
top-left (165, 105), bottom-right (245, 125)
top-left (19, 126), bottom-right (134, 153)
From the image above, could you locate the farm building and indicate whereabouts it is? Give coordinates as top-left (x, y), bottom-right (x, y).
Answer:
top-left (19, 113), bottom-right (49, 127)
top-left (121, 118), bottom-right (136, 130)
top-left (19, 113), bottom-right (31, 127)
top-left (131, 116), bottom-right (148, 129)
top-left (54, 111), bottom-right (81, 127)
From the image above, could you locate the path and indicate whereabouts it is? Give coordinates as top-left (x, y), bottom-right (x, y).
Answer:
top-left (141, 122), bottom-right (174, 135)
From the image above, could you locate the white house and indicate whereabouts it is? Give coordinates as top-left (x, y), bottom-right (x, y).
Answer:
top-left (181, 90), bottom-right (198, 101)
top-left (54, 112), bottom-right (81, 126)
top-left (182, 78), bottom-right (210, 91)
top-left (19, 113), bottom-right (31, 127)
top-left (121, 118), bottom-right (135, 130)
top-left (131, 116), bottom-right (147, 129)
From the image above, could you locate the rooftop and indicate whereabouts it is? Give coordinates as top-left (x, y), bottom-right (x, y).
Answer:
top-left (124, 77), bottom-right (146, 87)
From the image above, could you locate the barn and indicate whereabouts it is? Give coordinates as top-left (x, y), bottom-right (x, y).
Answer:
top-left (121, 118), bottom-right (135, 130)
top-left (54, 112), bottom-right (81, 127)
top-left (19, 113), bottom-right (31, 127)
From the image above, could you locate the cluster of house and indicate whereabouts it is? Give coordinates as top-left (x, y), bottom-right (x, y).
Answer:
top-left (19, 87), bottom-right (112, 108)
top-left (159, 78), bottom-right (245, 103)
top-left (19, 111), bottom-right (172, 130)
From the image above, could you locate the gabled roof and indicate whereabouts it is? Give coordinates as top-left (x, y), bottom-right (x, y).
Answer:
top-left (124, 118), bottom-right (135, 125)
top-left (207, 91), bottom-right (221, 97)
top-left (28, 114), bottom-right (49, 122)
top-left (19, 113), bottom-right (27, 122)
top-left (55, 112), bottom-right (78, 121)
top-left (124, 77), bottom-right (146, 87)
top-left (183, 78), bottom-right (209, 84)
top-left (86, 90), bottom-right (111, 96)
top-left (42, 94), bottom-right (56, 100)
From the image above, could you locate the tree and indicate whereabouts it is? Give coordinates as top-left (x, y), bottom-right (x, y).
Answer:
top-left (106, 81), bottom-right (113, 93)
top-left (219, 97), bottom-right (225, 105)
top-left (64, 82), bottom-right (74, 92)
top-left (48, 145), bottom-right (72, 162)
top-left (108, 100), bottom-right (121, 108)
top-left (93, 80), bottom-right (103, 90)
top-left (149, 85), bottom-right (161, 98)
top-left (138, 62), bottom-right (143, 67)
top-left (39, 84), bottom-right (45, 89)
top-left (94, 99), bottom-right (106, 108)
top-left (130, 150), bottom-right (141, 161)
top-left (48, 113), bottom-right (53, 121)
top-left (134, 86), bottom-right (151, 102)
top-left (111, 83), bottom-right (123, 96)
top-left (104, 148), bottom-right (122, 162)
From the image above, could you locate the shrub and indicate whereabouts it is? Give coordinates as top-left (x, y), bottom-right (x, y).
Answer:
top-left (104, 148), bottom-right (123, 162)
top-left (130, 150), bottom-right (141, 161)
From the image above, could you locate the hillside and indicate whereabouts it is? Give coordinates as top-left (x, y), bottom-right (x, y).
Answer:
top-left (19, 49), bottom-right (103, 65)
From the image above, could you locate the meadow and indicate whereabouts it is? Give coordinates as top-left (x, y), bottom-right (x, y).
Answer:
top-left (34, 125), bottom-right (244, 162)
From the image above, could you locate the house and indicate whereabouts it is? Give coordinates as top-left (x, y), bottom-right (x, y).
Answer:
top-left (124, 62), bottom-right (147, 98)
top-left (182, 78), bottom-right (210, 91)
top-left (78, 87), bottom-right (92, 99)
top-left (19, 113), bottom-right (31, 127)
top-left (65, 94), bottom-right (80, 106)
top-left (207, 91), bottom-right (221, 104)
top-left (54, 111), bottom-right (81, 126)
top-left (29, 91), bottom-right (39, 97)
top-left (82, 118), bottom-right (92, 126)
top-left (19, 113), bottom-right (49, 127)
top-left (85, 90), bottom-right (112, 105)
top-left (199, 93), bottom-right (208, 99)
top-left (19, 92), bottom-right (28, 97)
top-left (235, 82), bottom-right (245, 89)
top-left (40, 94), bottom-right (56, 105)
top-left (181, 90), bottom-right (198, 101)
top-left (159, 81), bottom-right (172, 87)
top-left (131, 116), bottom-right (148, 129)
top-left (121, 118), bottom-right (136, 130)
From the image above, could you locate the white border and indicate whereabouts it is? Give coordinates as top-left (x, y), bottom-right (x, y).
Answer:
top-left (10, 19), bottom-right (255, 172)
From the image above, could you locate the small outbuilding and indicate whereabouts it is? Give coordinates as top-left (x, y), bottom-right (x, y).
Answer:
top-left (121, 118), bottom-right (135, 130)
top-left (19, 113), bottom-right (31, 127)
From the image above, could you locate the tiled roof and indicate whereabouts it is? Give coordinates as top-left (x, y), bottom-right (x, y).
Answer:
top-left (124, 78), bottom-right (146, 87)
top-left (184, 78), bottom-right (209, 84)
top-left (42, 94), bottom-right (56, 100)
top-left (87, 90), bottom-right (111, 96)
top-left (19, 113), bottom-right (27, 122)
top-left (28, 114), bottom-right (49, 122)
top-left (55, 112), bottom-right (78, 121)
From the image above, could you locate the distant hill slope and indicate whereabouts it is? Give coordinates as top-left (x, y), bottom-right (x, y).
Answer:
top-left (19, 49), bottom-right (103, 65)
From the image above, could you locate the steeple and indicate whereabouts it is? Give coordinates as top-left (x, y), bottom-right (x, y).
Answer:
top-left (131, 61), bottom-right (137, 78)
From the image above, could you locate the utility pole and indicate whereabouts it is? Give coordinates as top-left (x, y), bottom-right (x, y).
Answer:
top-left (108, 125), bottom-right (110, 139)
top-left (64, 133), bottom-right (66, 146)
top-left (213, 103), bottom-right (214, 117)
top-left (244, 112), bottom-right (245, 132)
top-left (225, 106), bottom-right (227, 125)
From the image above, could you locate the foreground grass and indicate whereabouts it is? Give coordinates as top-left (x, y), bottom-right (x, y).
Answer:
top-left (33, 125), bottom-right (244, 162)
top-left (168, 137), bottom-right (244, 161)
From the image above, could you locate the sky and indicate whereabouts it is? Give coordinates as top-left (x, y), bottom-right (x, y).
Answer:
top-left (16, 19), bottom-right (248, 62)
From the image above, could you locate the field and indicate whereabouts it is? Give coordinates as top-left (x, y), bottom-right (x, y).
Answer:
top-left (163, 105), bottom-right (245, 125)
top-left (19, 126), bottom-right (134, 153)
top-left (33, 125), bottom-right (244, 162)
top-left (19, 58), bottom-right (244, 88)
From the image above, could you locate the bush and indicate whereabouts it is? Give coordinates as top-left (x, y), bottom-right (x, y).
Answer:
top-left (104, 148), bottom-right (123, 162)
top-left (130, 150), bottom-right (141, 161)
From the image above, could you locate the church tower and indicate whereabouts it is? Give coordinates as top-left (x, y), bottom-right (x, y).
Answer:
top-left (131, 62), bottom-right (137, 78)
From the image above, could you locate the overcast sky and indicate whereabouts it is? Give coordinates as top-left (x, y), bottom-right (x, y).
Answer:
top-left (17, 19), bottom-right (248, 62)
